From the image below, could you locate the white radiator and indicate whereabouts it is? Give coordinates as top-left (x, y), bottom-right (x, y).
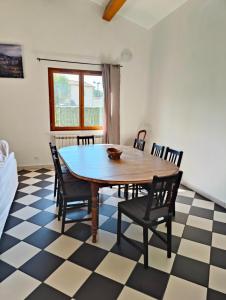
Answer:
top-left (52, 134), bottom-right (104, 149)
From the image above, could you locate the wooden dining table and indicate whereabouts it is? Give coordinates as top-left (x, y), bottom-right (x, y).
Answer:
top-left (59, 144), bottom-right (179, 243)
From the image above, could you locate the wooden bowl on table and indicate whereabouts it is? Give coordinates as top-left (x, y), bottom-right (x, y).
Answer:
top-left (107, 147), bottom-right (122, 160)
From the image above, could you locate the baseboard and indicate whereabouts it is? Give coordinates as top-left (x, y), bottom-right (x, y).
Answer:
top-left (182, 179), bottom-right (226, 209)
top-left (18, 164), bottom-right (53, 171)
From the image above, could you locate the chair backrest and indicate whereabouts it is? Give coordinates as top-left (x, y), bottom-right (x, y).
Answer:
top-left (77, 135), bottom-right (95, 145)
top-left (151, 143), bottom-right (165, 158)
top-left (49, 142), bottom-right (59, 163)
top-left (52, 151), bottom-right (66, 194)
top-left (144, 171), bottom-right (183, 221)
top-left (164, 147), bottom-right (183, 167)
top-left (137, 130), bottom-right (147, 141)
top-left (133, 129), bottom-right (147, 151)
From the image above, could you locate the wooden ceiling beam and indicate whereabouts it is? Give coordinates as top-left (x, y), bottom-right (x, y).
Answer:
top-left (103, 0), bottom-right (127, 22)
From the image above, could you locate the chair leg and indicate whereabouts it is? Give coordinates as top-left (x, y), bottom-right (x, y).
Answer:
top-left (136, 185), bottom-right (139, 197)
top-left (97, 194), bottom-right (99, 228)
top-left (124, 185), bottom-right (129, 200)
top-left (173, 202), bottom-right (176, 217)
top-left (132, 184), bottom-right (135, 198)
top-left (61, 200), bottom-right (67, 234)
top-left (117, 209), bottom-right (122, 245)
top-left (56, 185), bottom-right (60, 207)
top-left (143, 227), bottom-right (148, 269)
top-left (58, 194), bottom-right (62, 220)
top-left (88, 198), bottom-right (91, 214)
top-left (167, 218), bottom-right (172, 258)
top-left (54, 173), bottom-right (57, 197)
top-left (118, 185), bottom-right (121, 197)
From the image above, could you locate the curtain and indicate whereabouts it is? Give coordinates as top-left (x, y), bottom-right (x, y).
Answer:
top-left (102, 64), bottom-right (120, 144)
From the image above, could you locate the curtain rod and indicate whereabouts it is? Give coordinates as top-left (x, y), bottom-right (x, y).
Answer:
top-left (37, 57), bottom-right (122, 67)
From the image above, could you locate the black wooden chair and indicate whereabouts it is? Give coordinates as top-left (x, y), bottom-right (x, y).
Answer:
top-left (52, 151), bottom-right (92, 233)
top-left (141, 146), bottom-right (183, 215)
top-left (49, 143), bottom-right (80, 206)
top-left (77, 135), bottom-right (95, 145)
top-left (133, 129), bottom-right (146, 151)
top-left (164, 147), bottom-right (183, 167)
top-left (136, 143), bottom-right (165, 197)
top-left (151, 143), bottom-right (165, 158)
top-left (49, 143), bottom-right (60, 198)
top-left (117, 171), bottom-right (183, 268)
top-left (49, 143), bottom-right (68, 199)
top-left (118, 129), bottom-right (147, 200)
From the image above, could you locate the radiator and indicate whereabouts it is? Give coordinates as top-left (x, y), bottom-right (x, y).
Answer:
top-left (52, 134), bottom-right (104, 149)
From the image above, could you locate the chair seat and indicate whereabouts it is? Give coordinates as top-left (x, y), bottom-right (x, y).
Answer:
top-left (119, 196), bottom-right (169, 226)
top-left (64, 180), bottom-right (92, 201)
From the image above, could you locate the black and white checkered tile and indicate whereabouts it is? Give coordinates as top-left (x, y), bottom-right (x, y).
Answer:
top-left (0, 168), bottom-right (226, 299)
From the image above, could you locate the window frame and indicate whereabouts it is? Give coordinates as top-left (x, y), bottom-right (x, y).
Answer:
top-left (48, 67), bottom-right (103, 131)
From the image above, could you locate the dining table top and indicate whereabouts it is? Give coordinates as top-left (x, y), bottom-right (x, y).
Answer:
top-left (58, 144), bottom-right (179, 185)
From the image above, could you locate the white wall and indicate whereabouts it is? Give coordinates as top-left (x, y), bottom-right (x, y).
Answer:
top-left (146, 0), bottom-right (226, 205)
top-left (0, 0), bottom-right (150, 166)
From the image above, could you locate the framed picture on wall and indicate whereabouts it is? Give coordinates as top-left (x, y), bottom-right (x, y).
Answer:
top-left (0, 44), bottom-right (24, 78)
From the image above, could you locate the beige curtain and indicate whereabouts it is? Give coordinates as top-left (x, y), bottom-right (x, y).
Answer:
top-left (102, 64), bottom-right (120, 144)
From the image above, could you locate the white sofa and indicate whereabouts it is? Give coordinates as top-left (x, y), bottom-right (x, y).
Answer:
top-left (0, 152), bottom-right (18, 237)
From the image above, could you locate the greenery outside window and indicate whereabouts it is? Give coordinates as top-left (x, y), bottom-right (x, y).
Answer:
top-left (48, 68), bottom-right (104, 131)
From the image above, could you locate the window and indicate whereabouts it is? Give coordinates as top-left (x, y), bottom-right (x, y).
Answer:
top-left (48, 68), bottom-right (104, 130)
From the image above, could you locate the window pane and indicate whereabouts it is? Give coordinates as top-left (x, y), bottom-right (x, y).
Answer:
top-left (84, 75), bottom-right (104, 127)
top-left (53, 73), bottom-right (80, 127)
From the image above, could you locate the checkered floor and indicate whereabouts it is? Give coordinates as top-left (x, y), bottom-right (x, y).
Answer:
top-left (0, 168), bottom-right (226, 300)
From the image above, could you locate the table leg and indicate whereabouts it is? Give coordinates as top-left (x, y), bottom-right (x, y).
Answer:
top-left (124, 184), bottom-right (129, 200)
top-left (91, 183), bottom-right (99, 243)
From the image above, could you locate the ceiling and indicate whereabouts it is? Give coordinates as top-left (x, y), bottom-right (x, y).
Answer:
top-left (90, 0), bottom-right (188, 30)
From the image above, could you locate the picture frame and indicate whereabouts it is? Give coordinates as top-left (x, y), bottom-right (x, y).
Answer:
top-left (0, 43), bottom-right (24, 78)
